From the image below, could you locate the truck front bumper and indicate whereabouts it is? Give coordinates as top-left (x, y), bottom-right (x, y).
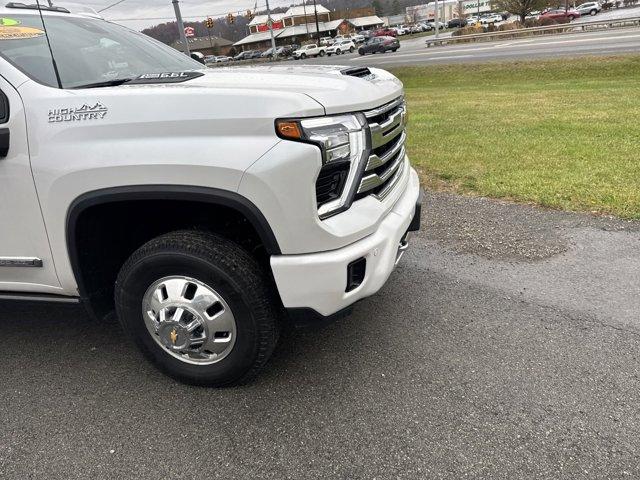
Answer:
top-left (271, 166), bottom-right (422, 323)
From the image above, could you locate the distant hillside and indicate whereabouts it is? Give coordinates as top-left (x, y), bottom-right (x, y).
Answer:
top-left (142, 0), bottom-right (427, 45)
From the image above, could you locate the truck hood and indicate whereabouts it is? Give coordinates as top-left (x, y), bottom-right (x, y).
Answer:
top-left (149, 65), bottom-right (404, 115)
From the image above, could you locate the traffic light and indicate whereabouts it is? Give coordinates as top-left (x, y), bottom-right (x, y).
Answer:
top-left (205, 17), bottom-right (214, 29)
top-left (227, 13), bottom-right (235, 24)
top-left (246, 9), bottom-right (254, 20)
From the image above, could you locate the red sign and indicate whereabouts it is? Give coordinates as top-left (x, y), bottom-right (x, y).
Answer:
top-left (184, 26), bottom-right (195, 37)
top-left (257, 21), bottom-right (283, 32)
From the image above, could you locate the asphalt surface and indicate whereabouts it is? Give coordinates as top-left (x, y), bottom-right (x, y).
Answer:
top-left (291, 26), bottom-right (640, 67)
top-left (2, 192), bottom-right (640, 479)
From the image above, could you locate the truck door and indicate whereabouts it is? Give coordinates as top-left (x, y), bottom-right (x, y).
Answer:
top-left (0, 76), bottom-right (60, 293)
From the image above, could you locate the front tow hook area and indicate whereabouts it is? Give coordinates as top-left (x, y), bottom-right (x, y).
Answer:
top-left (395, 237), bottom-right (409, 266)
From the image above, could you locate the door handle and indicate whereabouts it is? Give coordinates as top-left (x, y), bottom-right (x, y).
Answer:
top-left (0, 128), bottom-right (8, 158)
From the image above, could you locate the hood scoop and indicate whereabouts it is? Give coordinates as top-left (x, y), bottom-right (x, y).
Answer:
top-left (340, 67), bottom-right (375, 80)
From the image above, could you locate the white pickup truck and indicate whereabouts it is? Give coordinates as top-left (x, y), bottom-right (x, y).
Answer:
top-left (0, 4), bottom-right (421, 386)
top-left (292, 43), bottom-right (326, 59)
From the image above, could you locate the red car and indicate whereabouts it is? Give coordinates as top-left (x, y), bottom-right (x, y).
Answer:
top-left (374, 28), bottom-right (398, 37)
top-left (540, 8), bottom-right (581, 21)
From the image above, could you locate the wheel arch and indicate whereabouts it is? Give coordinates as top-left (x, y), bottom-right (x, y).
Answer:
top-left (66, 185), bottom-right (281, 318)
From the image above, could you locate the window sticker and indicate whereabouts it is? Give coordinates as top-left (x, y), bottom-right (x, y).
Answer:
top-left (0, 26), bottom-right (45, 40)
top-left (0, 18), bottom-right (21, 26)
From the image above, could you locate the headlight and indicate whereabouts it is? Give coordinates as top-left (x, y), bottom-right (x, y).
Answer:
top-left (276, 113), bottom-right (368, 218)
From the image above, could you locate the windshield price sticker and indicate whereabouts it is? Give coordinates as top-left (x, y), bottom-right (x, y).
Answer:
top-left (0, 26), bottom-right (45, 40)
top-left (0, 18), bottom-right (20, 26)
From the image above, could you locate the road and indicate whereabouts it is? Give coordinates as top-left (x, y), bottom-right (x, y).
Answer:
top-left (2, 192), bottom-right (640, 479)
top-left (293, 27), bottom-right (640, 67)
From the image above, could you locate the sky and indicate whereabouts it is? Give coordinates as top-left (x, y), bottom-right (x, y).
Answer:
top-left (56, 0), bottom-right (300, 30)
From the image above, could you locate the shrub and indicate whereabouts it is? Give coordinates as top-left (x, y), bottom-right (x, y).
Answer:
top-left (498, 21), bottom-right (523, 31)
top-left (451, 24), bottom-right (485, 36)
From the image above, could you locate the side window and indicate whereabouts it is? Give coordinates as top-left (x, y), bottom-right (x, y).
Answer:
top-left (0, 90), bottom-right (8, 124)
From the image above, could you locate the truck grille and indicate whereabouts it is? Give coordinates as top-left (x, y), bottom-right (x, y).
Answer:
top-left (357, 97), bottom-right (407, 201)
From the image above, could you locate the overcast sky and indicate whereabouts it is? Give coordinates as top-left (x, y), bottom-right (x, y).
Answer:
top-left (57, 0), bottom-right (300, 30)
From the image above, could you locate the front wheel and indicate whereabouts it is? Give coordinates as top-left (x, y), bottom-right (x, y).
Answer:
top-left (349, 46), bottom-right (355, 53)
top-left (568, 15), bottom-right (575, 20)
top-left (359, 48), bottom-right (365, 55)
top-left (115, 230), bottom-right (280, 387)
top-left (590, 9), bottom-right (597, 14)
top-left (318, 50), bottom-right (325, 57)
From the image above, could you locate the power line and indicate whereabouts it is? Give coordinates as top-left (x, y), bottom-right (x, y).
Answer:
top-left (98, 0), bottom-right (128, 13)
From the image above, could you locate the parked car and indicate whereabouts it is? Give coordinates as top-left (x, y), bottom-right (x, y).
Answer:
top-left (418, 22), bottom-right (434, 31)
top-left (233, 50), bottom-right (256, 61)
top-left (426, 21), bottom-right (447, 30)
top-left (276, 46), bottom-right (294, 57)
top-left (319, 36), bottom-right (334, 46)
top-left (374, 27), bottom-right (398, 37)
top-left (540, 8), bottom-right (581, 20)
top-left (408, 24), bottom-right (423, 34)
top-left (467, 15), bottom-right (480, 24)
top-left (292, 44), bottom-right (326, 59)
top-left (480, 14), bottom-right (503, 24)
top-left (393, 25), bottom-right (409, 35)
top-left (358, 36), bottom-right (400, 55)
top-left (447, 18), bottom-right (468, 28)
top-left (261, 47), bottom-right (276, 58)
top-left (351, 33), bottom-right (366, 43)
top-left (326, 40), bottom-right (356, 56)
top-left (575, 1), bottom-right (601, 15)
top-left (214, 56), bottom-right (232, 63)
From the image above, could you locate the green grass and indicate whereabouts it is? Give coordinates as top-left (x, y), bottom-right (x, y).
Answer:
top-left (391, 56), bottom-right (640, 219)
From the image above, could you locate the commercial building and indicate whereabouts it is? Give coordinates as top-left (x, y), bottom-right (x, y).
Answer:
top-left (234, 5), bottom-right (384, 51)
top-left (172, 35), bottom-right (234, 56)
top-left (406, 0), bottom-right (493, 23)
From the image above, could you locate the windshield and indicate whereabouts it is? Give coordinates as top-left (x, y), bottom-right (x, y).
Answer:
top-left (0, 13), bottom-right (202, 88)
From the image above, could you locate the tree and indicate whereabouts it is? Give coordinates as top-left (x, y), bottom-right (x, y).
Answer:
top-left (493, 0), bottom-right (549, 23)
top-left (391, 0), bottom-right (402, 15)
top-left (372, 0), bottom-right (384, 15)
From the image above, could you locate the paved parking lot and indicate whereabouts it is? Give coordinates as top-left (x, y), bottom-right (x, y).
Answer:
top-left (1, 192), bottom-right (640, 479)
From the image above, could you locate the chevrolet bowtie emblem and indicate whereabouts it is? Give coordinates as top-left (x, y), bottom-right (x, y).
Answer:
top-left (170, 328), bottom-right (178, 345)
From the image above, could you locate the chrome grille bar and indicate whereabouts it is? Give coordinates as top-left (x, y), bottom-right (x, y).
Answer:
top-left (366, 131), bottom-right (406, 172)
top-left (358, 146), bottom-right (405, 194)
top-left (369, 106), bottom-right (406, 149)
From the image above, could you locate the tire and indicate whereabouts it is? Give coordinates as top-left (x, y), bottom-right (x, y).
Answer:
top-left (349, 46), bottom-right (355, 53)
top-left (115, 230), bottom-right (280, 387)
top-left (327, 53), bottom-right (332, 56)
top-left (336, 49), bottom-right (342, 55)
top-left (568, 15), bottom-right (575, 20)
top-left (392, 48), bottom-right (398, 52)
top-left (359, 48), bottom-right (365, 55)
top-left (301, 53), bottom-right (307, 59)
top-left (319, 50), bottom-right (325, 57)
top-left (590, 9), bottom-right (597, 14)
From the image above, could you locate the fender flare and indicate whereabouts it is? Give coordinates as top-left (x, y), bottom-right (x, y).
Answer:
top-left (66, 185), bottom-right (281, 298)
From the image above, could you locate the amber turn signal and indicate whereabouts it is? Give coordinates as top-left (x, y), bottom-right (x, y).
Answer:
top-left (276, 120), bottom-right (302, 140)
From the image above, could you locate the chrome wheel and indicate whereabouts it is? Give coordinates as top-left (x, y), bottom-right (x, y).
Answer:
top-left (142, 276), bottom-right (237, 365)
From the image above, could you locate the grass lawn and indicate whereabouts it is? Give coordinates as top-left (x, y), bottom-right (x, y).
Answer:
top-left (391, 56), bottom-right (640, 219)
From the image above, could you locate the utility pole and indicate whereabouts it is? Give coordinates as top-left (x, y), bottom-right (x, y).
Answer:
top-left (434, 0), bottom-right (439, 39)
top-left (265, 0), bottom-right (278, 59)
top-left (47, 0), bottom-right (53, 6)
top-left (172, 0), bottom-right (190, 56)
top-left (312, 0), bottom-right (321, 42)
top-left (303, 0), bottom-right (310, 37)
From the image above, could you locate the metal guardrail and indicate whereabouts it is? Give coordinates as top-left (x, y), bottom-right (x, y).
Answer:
top-left (425, 15), bottom-right (640, 47)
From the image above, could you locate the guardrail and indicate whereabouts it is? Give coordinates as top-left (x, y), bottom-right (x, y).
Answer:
top-left (425, 16), bottom-right (640, 47)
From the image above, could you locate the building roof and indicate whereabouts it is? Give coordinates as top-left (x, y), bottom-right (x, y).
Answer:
top-left (350, 15), bottom-right (385, 27)
top-left (234, 29), bottom-right (285, 46)
top-left (172, 36), bottom-right (233, 50)
top-left (248, 13), bottom-right (285, 27)
top-left (284, 5), bottom-right (330, 17)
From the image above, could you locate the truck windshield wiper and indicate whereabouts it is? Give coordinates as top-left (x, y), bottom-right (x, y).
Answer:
top-left (72, 78), bottom-right (134, 89)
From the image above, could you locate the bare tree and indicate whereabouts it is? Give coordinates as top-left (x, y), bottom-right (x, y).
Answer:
top-left (493, 0), bottom-right (550, 23)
